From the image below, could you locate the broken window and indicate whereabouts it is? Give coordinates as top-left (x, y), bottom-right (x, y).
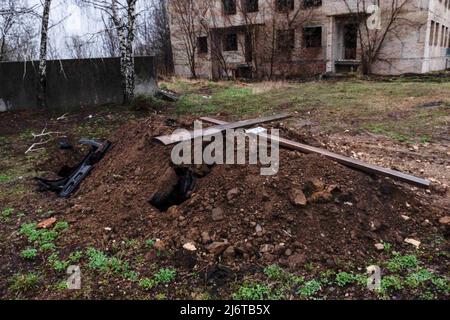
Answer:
top-left (303, 0), bottom-right (322, 8)
top-left (224, 33), bottom-right (238, 51)
top-left (244, 0), bottom-right (259, 12)
top-left (434, 22), bottom-right (440, 46)
top-left (303, 26), bottom-right (322, 48)
top-left (276, 0), bottom-right (294, 12)
top-left (197, 37), bottom-right (208, 54)
top-left (429, 21), bottom-right (435, 46)
top-left (277, 29), bottom-right (295, 50)
top-left (223, 0), bottom-right (237, 15)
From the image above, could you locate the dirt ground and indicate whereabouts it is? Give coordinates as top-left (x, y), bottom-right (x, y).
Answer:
top-left (0, 79), bottom-right (449, 300)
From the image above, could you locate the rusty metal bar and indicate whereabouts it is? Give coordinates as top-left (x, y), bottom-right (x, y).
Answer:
top-left (200, 116), bottom-right (430, 188)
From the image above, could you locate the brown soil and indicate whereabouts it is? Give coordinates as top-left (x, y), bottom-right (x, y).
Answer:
top-left (1, 113), bottom-right (448, 299)
top-left (48, 118), bottom-right (443, 265)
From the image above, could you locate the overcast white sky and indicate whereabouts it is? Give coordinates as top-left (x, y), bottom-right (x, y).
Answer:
top-left (27, 0), bottom-right (110, 58)
top-left (22, 0), bottom-right (151, 59)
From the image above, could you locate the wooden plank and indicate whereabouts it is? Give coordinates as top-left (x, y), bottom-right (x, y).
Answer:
top-left (199, 116), bottom-right (431, 188)
top-left (155, 113), bottom-right (291, 145)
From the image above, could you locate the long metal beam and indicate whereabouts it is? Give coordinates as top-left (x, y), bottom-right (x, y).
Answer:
top-left (154, 113), bottom-right (291, 145)
top-left (199, 116), bottom-right (431, 188)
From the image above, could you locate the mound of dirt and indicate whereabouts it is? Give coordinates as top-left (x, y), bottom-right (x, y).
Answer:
top-left (53, 116), bottom-right (434, 272)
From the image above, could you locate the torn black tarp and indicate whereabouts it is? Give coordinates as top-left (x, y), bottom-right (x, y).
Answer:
top-left (35, 139), bottom-right (111, 198)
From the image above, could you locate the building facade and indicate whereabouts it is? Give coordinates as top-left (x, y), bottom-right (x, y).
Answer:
top-left (168, 0), bottom-right (450, 79)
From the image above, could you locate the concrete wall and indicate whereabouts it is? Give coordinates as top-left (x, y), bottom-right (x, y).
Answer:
top-left (0, 56), bottom-right (157, 112)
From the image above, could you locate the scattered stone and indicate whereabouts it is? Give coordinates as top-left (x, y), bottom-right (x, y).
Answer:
top-left (201, 231), bottom-right (211, 244)
top-left (374, 243), bottom-right (384, 251)
top-left (206, 242), bottom-right (228, 255)
top-left (104, 227), bottom-right (112, 232)
top-left (401, 215), bottom-right (411, 221)
top-left (259, 244), bottom-right (274, 254)
top-left (255, 224), bottom-right (263, 235)
top-left (287, 253), bottom-right (307, 270)
top-left (284, 249), bottom-right (293, 256)
top-left (211, 207), bottom-right (224, 221)
top-left (273, 244), bottom-right (285, 255)
top-left (439, 216), bottom-right (450, 226)
top-left (289, 189), bottom-right (307, 206)
top-left (369, 220), bottom-right (383, 232)
top-left (310, 191), bottom-right (333, 203)
top-left (307, 178), bottom-right (325, 191)
top-left (37, 217), bottom-right (57, 229)
top-left (222, 246), bottom-right (235, 263)
top-left (183, 242), bottom-right (197, 251)
top-left (404, 238), bottom-right (421, 248)
top-left (262, 188), bottom-right (270, 201)
top-left (226, 188), bottom-right (239, 201)
top-left (167, 206), bottom-right (179, 216)
top-left (153, 240), bottom-right (166, 251)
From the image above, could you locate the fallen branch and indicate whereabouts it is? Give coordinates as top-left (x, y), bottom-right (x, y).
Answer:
top-left (56, 113), bottom-right (68, 121)
top-left (25, 139), bottom-right (53, 154)
top-left (32, 131), bottom-right (63, 139)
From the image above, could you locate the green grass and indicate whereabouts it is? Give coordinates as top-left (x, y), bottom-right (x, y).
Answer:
top-left (298, 279), bottom-right (322, 298)
top-left (233, 282), bottom-right (271, 300)
top-left (263, 264), bottom-right (285, 280)
top-left (20, 248), bottom-right (38, 260)
top-left (165, 78), bottom-right (450, 142)
top-left (154, 268), bottom-right (177, 283)
top-left (9, 273), bottom-right (41, 294)
top-left (1, 207), bottom-right (14, 219)
top-left (86, 247), bottom-right (139, 281)
top-left (386, 254), bottom-right (419, 273)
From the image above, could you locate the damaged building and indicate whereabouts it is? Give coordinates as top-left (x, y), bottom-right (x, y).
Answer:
top-left (168, 0), bottom-right (450, 79)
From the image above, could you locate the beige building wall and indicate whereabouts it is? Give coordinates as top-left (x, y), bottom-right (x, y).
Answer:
top-left (168, 0), bottom-right (450, 78)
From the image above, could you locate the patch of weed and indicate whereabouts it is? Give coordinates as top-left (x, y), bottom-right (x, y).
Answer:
top-left (20, 248), bottom-right (38, 260)
top-left (386, 253), bottom-right (418, 272)
top-left (335, 272), bottom-right (358, 287)
top-left (264, 264), bottom-right (285, 280)
top-left (154, 268), bottom-right (176, 283)
top-left (404, 268), bottom-right (433, 288)
top-left (298, 279), bottom-right (321, 298)
top-left (233, 282), bottom-right (270, 300)
top-left (139, 278), bottom-right (157, 290)
top-left (9, 273), bottom-right (41, 293)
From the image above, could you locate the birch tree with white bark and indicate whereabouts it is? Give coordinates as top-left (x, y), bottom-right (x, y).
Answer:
top-left (37, 0), bottom-right (52, 109)
top-left (77, 0), bottom-right (139, 105)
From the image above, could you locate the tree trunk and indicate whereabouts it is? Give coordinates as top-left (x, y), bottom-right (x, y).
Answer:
top-left (124, 0), bottom-right (137, 104)
top-left (37, 0), bottom-right (52, 109)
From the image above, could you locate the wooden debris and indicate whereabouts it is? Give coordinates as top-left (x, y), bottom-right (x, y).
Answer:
top-left (155, 113), bottom-right (291, 145)
top-left (200, 117), bottom-right (431, 188)
top-left (155, 89), bottom-right (179, 102)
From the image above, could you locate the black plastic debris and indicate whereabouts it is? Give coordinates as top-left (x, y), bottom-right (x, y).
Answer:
top-left (58, 138), bottom-right (73, 150)
top-left (35, 138), bottom-right (111, 198)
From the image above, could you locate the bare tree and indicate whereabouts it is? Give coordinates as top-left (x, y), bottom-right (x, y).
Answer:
top-left (136, 0), bottom-right (173, 74)
top-left (37, 0), bottom-right (52, 109)
top-left (65, 35), bottom-right (93, 58)
top-left (77, 0), bottom-right (139, 104)
top-left (169, 0), bottom-right (208, 78)
top-left (343, 0), bottom-right (422, 74)
top-left (0, 0), bottom-right (38, 61)
top-left (100, 13), bottom-right (119, 57)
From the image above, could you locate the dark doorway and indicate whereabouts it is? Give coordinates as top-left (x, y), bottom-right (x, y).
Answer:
top-left (343, 24), bottom-right (357, 60)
